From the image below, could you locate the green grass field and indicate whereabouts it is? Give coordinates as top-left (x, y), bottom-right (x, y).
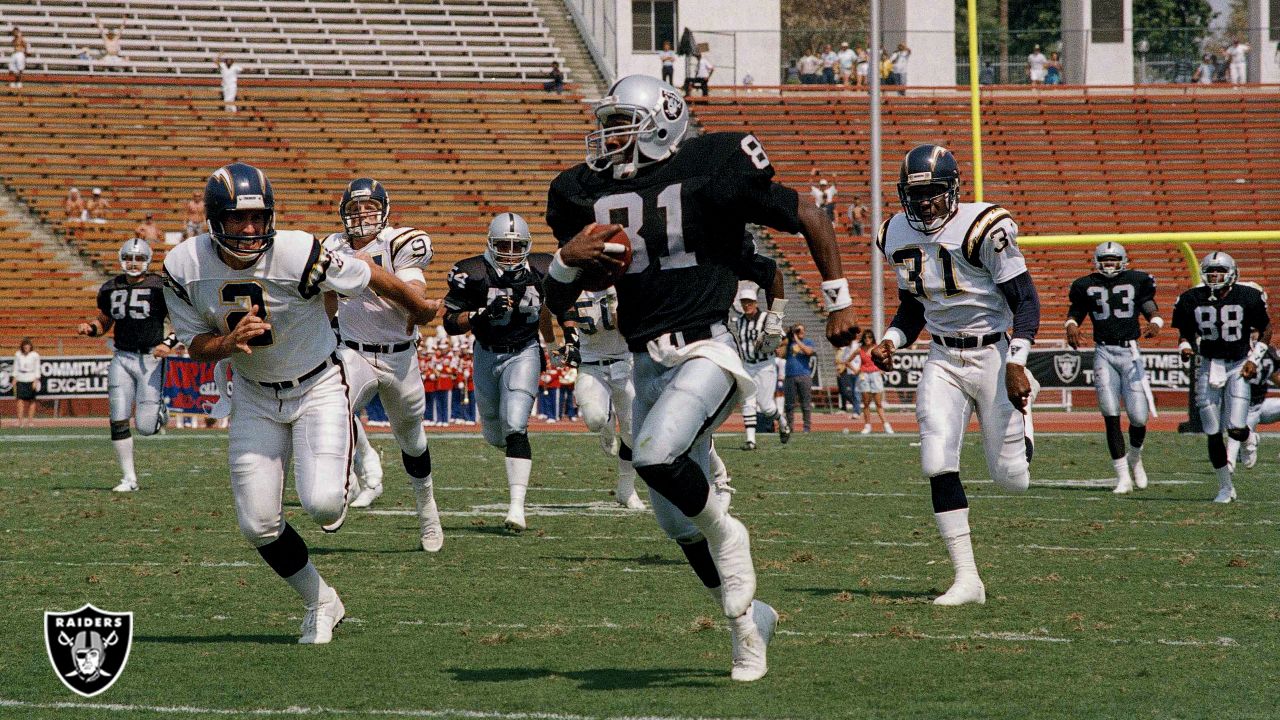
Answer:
top-left (0, 429), bottom-right (1276, 719)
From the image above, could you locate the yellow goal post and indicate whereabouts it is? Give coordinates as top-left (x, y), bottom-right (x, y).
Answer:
top-left (1019, 231), bottom-right (1280, 286)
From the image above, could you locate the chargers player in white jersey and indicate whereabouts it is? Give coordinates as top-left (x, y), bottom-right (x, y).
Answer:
top-left (563, 286), bottom-right (646, 509)
top-left (871, 144), bottom-right (1041, 606)
top-left (162, 163), bottom-right (439, 644)
top-left (322, 178), bottom-right (444, 552)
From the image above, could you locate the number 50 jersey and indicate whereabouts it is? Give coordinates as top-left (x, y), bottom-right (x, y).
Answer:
top-left (546, 132), bottom-right (803, 350)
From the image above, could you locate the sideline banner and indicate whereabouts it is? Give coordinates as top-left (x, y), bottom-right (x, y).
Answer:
top-left (0, 355), bottom-right (111, 399)
top-left (162, 357), bottom-right (222, 414)
top-left (879, 348), bottom-right (1191, 391)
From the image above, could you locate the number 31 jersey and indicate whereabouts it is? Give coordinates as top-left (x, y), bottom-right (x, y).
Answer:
top-left (878, 202), bottom-right (1028, 338)
top-left (1067, 270), bottom-right (1157, 344)
top-left (1172, 284), bottom-right (1268, 361)
top-left (546, 132), bottom-right (802, 350)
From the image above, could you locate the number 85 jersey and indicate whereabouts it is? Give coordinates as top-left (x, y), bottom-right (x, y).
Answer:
top-left (547, 132), bottom-right (803, 350)
top-left (878, 203), bottom-right (1028, 337)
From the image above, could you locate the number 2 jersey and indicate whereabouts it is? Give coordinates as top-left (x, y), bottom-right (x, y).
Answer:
top-left (546, 132), bottom-right (802, 350)
top-left (323, 226), bottom-right (432, 345)
top-left (97, 273), bottom-right (168, 352)
top-left (878, 202), bottom-right (1028, 338)
top-left (1172, 283), bottom-right (1269, 361)
top-left (1067, 270), bottom-right (1158, 344)
top-left (161, 231), bottom-right (372, 383)
top-left (443, 253), bottom-right (552, 349)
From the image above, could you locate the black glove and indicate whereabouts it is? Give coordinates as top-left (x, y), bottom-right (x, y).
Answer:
top-left (472, 294), bottom-right (513, 328)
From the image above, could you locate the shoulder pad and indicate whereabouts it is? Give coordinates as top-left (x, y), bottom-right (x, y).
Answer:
top-left (960, 205), bottom-right (1013, 267)
top-left (387, 227), bottom-right (432, 267)
top-left (875, 218), bottom-right (892, 253)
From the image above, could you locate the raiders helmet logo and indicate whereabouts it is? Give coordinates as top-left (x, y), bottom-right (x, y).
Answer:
top-left (660, 89), bottom-right (683, 121)
top-left (1054, 353), bottom-right (1081, 384)
top-left (44, 604), bottom-right (133, 697)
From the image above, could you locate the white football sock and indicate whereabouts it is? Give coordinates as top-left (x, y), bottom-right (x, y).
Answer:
top-left (616, 458), bottom-right (636, 498)
top-left (506, 457), bottom-right (531, 509)
top-left (284, 561), bottom-right (327, 607)
top-left (709, 445), bottom-right (729, 482)
top-left (934, 509), bottom-right (979, 582)
top-left (1215, 465), bottom-right (1234, 488)
top-left (354, 426), bottom-right (383, 488)
top-left (1226, 437), bottom-right (1241, 468)
top-left (113, 437), bottom-right (137, 480)
top-left (745, 426), bottom-right (757, 444)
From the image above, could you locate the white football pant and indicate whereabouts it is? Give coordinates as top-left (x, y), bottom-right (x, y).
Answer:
top-left (1194, 358), bottom-right (1250, 435)
top-left (1093, 343), bottom-right (1148, 425)
top-left (109, 350), bottom-right (167, 434)
top-left (742, 359), bottom-right (780, 420)
top-left (349, 346), bottom-right (428, 457)
top-left (574, 359), bottom-right (634, 444)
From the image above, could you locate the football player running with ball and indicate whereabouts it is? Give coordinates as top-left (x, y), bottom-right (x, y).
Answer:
top-left (77, 238), bottom-right (177, 492)
top-left (1172, 253), bottom-right (1270, 503)
top-left (162, 163), bottom-right (439, 644)
top-left (1065, 242), bottom-right (1162, 494)
top-left (871, 144), bottom-right (1041, 607)
top-left (442, 212), bottom-right (558, 532)
top-left (322, 178), bottom-right (444, 551)
top-left (544, 75), bottom-right (858, 681)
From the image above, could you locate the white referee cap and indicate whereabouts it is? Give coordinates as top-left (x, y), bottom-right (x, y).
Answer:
top-left (737, 286), bottom-right (759, 302)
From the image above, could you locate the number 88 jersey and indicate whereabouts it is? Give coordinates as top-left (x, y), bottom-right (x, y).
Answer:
top-left (1067, 269), bottom-right (1157, 344)
top-left (547, 132), bottom-right (804, 351)
top-left (1173, 283), bottom-right (1269, 361)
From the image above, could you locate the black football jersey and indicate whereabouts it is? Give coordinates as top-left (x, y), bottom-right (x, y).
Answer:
top-left (1247, 346), bottom-right (1280, 404)
top-left (1172, 284), bottom-right (1269, 361)
top-left (444, 253), bottom-right (552, 349)
top-left (736, 232), bottom-right (777, 293)
top-left (546, 132), bottom-right (802, 349)
top-left (96, 273), bottom-right (168, 352)
top-left (1067, 270), bottom-right (1157, 344)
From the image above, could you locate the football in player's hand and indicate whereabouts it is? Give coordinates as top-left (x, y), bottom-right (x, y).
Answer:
top-left (579, 225), bottom-right (632, 292)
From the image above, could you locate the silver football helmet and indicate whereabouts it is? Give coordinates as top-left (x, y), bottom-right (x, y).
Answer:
top-left (486, 212), bottom-right (531, 271)
top-left (586, 74), bottom-right (689, 179)
top-left (1093, 241), bottom-right (1128, 277)
top-left (119, 238), bottom-right (152, 277)
top-left (1200, 251), bottom-right (1238, 295)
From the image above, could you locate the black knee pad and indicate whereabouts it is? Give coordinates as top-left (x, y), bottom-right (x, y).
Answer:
top-left (1129, 424), bottom-right (1147, 450)
top-left (1103, 415), bottom-right (1125, 460)
top-left (677, 537), bottom-right (721, 589)
top-left (618, 442), bottom-right (632, 462)
top-left (402, 447), bottom-right (432, 479)
top-left (1207, 433), bottom-right (1228, 469)
top-left (256, 523), bottom-right (309, 579)
top-left (929, 472), bottom-right (968, 514)
top-left (1227, 427), bottom-right (1250, 443)
top-left (110, 420), bottom-right (131, 441)
top-left (635, 455), bottom-right (709, 517)
top-left (505, 432), bottom-right (531, 460)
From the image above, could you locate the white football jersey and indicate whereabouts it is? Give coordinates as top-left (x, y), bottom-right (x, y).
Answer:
top-left (573, 288), bottom-right (628, 362)
top-left (878, 202), bottom-right (1028, 340)
top-left (162, 231), bottom-right (371, 383)
top-left (323, 226), bottom-right (433, 345)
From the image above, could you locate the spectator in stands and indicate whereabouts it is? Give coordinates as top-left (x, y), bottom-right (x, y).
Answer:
top-left (837, 42), bottom-right (855, 86)
top-left (1226, 39), bottom-right (1250, 85)
top-left (820, 44), bottom-right (838, 84)
top-left (183, 191), bottom-right (204, 238)
top-left (835, 341), bottom-right (861, 416)
top-left (889, 42), bottom-right (911, 93)
top-left (218, 56), bottom-right (243, 112)
top-left (659, 41), bottom-right (675, 85)
top-left (847, 203), bottom-right (868, 236)
top-left (1027, 44), bottom-right (1048, 85)
top-left (64, 187), bottom-right (87, 223)
top-left (783, 324), bottom-right (816, 433)
top-left (1046, 52), bottom-right (1062, 85)
top-left (543, 61), bottom-right (565, 94)
top-left (1193, 53), bottom-right (1216, 84)
top-left (854, 329), bottom-right (892, 434)
top-left (798, 49), bottom-right (821, 85)
top-left (87, 188), bottom-right (109, 223)
top-left (979, 60), bottom-right (996, 85)
top-left (684, 52), bottom-right (713, 96)
top-left (13, 338), bottom-right (40, 428)
top-left (96, 16), bottom-right (126, 70)
top-left (879, 49), bottom-right (893, 84)
top-left (9, 27), bottom-right (27, 89)
top-left (135, 213), bottom-right (163, 242)
top-left (855, 46), bottom-right (870, 88)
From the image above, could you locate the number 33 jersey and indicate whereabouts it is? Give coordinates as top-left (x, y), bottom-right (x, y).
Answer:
top-left (161, 231), bottom-right (371, 383)
top-left (1173, 284), bottom-right (1268, 361)
top-left (878, 202), bottom-right (1028, 338)
top-left (546, 132), bottom-right (802, 349)
top-left (1067, 270), bottom-right (1157, 344)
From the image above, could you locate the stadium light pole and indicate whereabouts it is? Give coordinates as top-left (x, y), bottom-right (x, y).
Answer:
top-left (869, 0), bottom-right (883, 337)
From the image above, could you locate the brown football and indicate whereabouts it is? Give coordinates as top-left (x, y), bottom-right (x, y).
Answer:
top-left (579, 224), bottom-right (632, 292)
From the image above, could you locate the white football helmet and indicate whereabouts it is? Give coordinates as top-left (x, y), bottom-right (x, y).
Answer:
top-left (586, 74), bottom-right (689, 179)
top-left (486, 212), bottom-right (531, 271)
top-left (119, 238), bottom-right (152, 277)
top-left (1200, 251), bottom-right (1238, 295)
top-left (1093, 241), bottom-right (1128, 277)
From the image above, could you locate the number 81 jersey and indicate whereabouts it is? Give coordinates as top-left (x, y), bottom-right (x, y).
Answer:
top-left (878, 202), bottom-right (1028, 337)
top-left (547, 132), bottom-right (804, 349)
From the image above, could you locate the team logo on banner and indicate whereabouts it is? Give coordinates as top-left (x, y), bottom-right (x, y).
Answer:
top-left (1054, 353), bottom-right (1081, 384)
top-left (44, 604), bottom-right (134, 697)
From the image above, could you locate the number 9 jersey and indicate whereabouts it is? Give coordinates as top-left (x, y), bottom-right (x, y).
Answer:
top-left (546, 132), bottom-right (802, 350)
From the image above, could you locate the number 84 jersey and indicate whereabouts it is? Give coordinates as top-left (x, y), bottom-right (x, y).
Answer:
top-left (878, 202), bottom-right (1028, 338)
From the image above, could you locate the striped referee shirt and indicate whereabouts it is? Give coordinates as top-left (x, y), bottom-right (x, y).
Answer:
top-left (733, 311), bottom-right (773, 364)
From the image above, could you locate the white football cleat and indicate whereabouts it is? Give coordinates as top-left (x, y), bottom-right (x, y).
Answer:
top-left (420, 510), bottom-right (444, 553)
top-left (1113, 460), bottom-right (1133, 495)
top-left (1213, 486), bottom-right (1236, 504)
top-left (933, 577), bottom-right (986, 606)
top-left (883, 422), bottom-right (895, 434)
top-left (298, 586), bottom-right (345, 644)
top-left (349, 483), bottom-right (383, 509)
top-left (1129, 452), bottom-right (1148, 490)
top-left (112, 478), bottom-right (139, 492)
top-left (730, 600), bottom-right (778, 682)
top-left (617, 492), bottom-right (646, 510)
top-left (504, 505), bottom-right (527, 532)
top-left (1241, 435), bottom-right (1258, 469)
